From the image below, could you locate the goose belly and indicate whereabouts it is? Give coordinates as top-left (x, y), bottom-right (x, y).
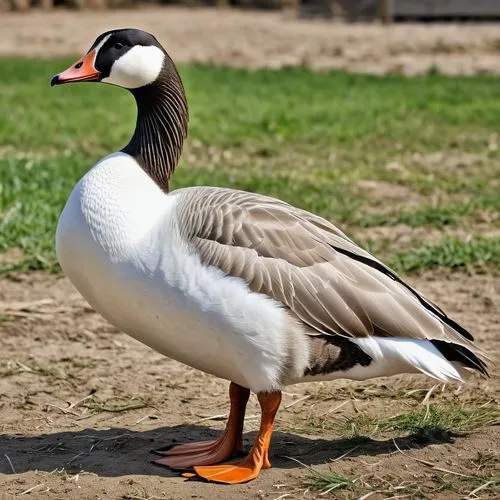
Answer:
top-left (56, 182), bottom-right (290, 393)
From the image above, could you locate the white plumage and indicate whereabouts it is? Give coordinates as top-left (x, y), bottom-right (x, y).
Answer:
top-left (57, 153), bottom-right (293, 393)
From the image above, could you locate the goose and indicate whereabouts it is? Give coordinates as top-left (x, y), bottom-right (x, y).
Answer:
top-left (51, 28), bottom-right (488, 484)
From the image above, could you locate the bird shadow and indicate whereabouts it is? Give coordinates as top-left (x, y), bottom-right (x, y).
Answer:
top-left (0, 424), bottom-right (453, 477)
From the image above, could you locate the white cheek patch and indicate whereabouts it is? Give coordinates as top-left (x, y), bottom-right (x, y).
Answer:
top-left (102, 45), bottom-right (165, 89)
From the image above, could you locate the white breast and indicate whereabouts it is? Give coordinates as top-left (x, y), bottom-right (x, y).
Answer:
top-left (56, 153), bottom-right (292, 393)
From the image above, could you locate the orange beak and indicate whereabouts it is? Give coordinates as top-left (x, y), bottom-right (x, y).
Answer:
top-left (51, 50), bottom-right (101, 86)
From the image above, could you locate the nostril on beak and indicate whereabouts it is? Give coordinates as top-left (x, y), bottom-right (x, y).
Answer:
top-left (74, 62), bottom-right (83, 69)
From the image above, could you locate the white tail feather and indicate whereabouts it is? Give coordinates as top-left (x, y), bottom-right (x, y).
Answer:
top-left (352, 337), bottom-right (464, 383)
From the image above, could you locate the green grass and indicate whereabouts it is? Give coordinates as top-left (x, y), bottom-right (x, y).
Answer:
top-left (353, 196), bottom-right (500, 229)
top-left (303, 466), bottom-right (500, 498)
top-left (297, 404), bottom-right (499, 440)
top-left (1, 59), bottom-right (499, 273)
top-left (299, 406), bottom-right (499, 497)
top-left (380, 405), bottom-right (500, 438)
top-left (390, 237), bottom-right (500, 273)
top-left (303, 468), bottom-right (356, 494)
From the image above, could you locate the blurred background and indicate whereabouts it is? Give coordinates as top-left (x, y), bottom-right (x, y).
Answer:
top-left (0, 0), bottom-right (500, 22)
top-left (2, 1), bottom-right (500, 75)
top-left (2, 0), bottom-right (500, 21)
top-left (0, 2), bottom-right (499, 500)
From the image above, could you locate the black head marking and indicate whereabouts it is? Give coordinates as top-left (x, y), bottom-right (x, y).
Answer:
top-left (55, 28), bottom-right (188, 192)
top-left (88, 28), bottom-right (165, 80)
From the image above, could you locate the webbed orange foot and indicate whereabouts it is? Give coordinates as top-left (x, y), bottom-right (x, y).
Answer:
top-left (186, 455), bottom-right (262, 484)
top-left (154, 434), bottom-right (238, 469)
top-left (182, 390), bottom-right (281, 484)
top-left (154, 383), bottom-right (249, 469)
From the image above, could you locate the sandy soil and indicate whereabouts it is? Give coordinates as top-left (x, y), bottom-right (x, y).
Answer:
top-left (1, 7), bottom-right (500, 75)
top-left (0, 271), bottom-right (498, 499)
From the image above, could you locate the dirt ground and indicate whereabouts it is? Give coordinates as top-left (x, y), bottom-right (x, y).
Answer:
top-left (0, 271), bottom-right (498, 499)
top-left (1, 6), bottom-right (500, 75)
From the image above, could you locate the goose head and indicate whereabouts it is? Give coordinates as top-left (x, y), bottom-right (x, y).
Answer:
top-left (51, 29), bottom-right (189, 193)
top-left (51, 28), bottom-right (166, 89)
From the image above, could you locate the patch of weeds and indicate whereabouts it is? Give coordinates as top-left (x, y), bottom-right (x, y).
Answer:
top-left (354, 203), bottom-right (471, 228)
top-left (83, 395), bottom-right (150, 413)
top-left (3, 360), bottom-right (80, 386)
top-left (344, 382), bottom-right (422, 401)
top-left (381, 405), bottom-right (499, 439)
top-left (472, 451), bottom-right (500, 471)
top-left (0, 257), bottom-right (60, 275)
top-left (292, 411), bottom-right (381, 441)
top-left (432, 471), bottom-right (500, 496)
top-left (303, 467), bottom-right (356, 495)
top-left (304, 385), bottom-right (337, 402)
top-left (302, 467), bottom-right (500, 498)
top-left (389, 236), bottom-right (500, 273)
top-left (299, 405), bottom-right (499, 443)
top-left (333, 413), bottom-right (382, 439)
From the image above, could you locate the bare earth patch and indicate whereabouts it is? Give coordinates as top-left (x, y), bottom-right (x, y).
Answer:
top-left (0, 272), bottom-right (498, 499)
top-left (1, 7), bottom-right (500, 75)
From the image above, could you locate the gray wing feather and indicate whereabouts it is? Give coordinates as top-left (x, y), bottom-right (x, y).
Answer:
top-left (174, 186), bottom-right (485, 363)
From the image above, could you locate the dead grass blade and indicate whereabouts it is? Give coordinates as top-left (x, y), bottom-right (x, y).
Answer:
top-left (4, 454), bottom-right (15, 473)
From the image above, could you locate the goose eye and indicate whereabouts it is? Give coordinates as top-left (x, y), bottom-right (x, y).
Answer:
top-left (114, 42), bottom-right (124, 50)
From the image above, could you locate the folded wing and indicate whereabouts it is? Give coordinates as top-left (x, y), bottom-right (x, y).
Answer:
top-left (175, 187), bottom-right (488, 377)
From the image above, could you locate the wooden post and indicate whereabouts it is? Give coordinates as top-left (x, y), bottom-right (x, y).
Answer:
top-left (9, 0), bottom-right (30, 10)
top-left (216, 0), bottom-right (230, 8)
top-left (379, 0), bottom-right (393, 23)
top-left (280, 0), bottom-right (299, 16)
top-left (332, 0), bottom-right (343, 20)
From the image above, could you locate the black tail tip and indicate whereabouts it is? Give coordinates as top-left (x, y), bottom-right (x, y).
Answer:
top-left (431, 340), bottom-right (489, 377)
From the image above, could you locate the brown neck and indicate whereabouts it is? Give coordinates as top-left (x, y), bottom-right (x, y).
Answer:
top-left (122, 59), bottom-right (188, 193)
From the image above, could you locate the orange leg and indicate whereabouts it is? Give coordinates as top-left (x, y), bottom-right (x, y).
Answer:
top-left (184, 390), bottom-right (282, 484)
top-left (154, 383), bottom-right (250, 469)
